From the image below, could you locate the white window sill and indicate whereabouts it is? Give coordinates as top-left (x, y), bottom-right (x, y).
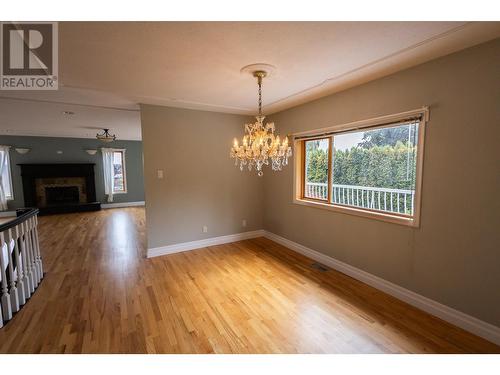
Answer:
top-left (113, 191), bottom-right (127, 194)
top-left (293, 198), bottom-right (419, 227)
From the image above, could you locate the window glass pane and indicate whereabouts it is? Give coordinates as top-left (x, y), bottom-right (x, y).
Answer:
top-left (331, 122), bottom-right (419, 216)
top-left (2, 168), bottom-right (11, 198)
top-left (0, 151), bottom-right (12, 199)
top-left (304, 138), bottom-right (329, 200)
top-left (113, 151), bottom-right (125, 192)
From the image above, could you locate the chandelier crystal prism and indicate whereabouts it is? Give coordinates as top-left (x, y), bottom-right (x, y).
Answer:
top-left (230, 70), bottom-right (292, 177)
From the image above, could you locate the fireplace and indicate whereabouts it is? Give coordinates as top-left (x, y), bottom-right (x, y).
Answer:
top-left (45, 186), bottom-right (80, 205)
top-left (35, 176), bottom-right (87, 207)
top-left (19, 164), bottom-right (101, 215)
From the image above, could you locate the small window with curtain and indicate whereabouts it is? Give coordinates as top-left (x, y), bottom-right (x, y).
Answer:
top-left (112, 150), bottom-right (127, 193)
top-left (294, 109), bottom-right (427, 226)
top-left (0, 146), bottom-right (14, 201)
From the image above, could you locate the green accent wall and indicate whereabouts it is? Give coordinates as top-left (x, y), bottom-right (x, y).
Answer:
top-left (0, 135), bottom-right (144, 210)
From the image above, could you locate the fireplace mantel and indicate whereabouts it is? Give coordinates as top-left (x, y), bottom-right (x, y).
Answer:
top-left (19, 163), bottom-right (101, 215)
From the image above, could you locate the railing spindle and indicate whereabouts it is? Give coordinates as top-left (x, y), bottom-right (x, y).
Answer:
top-left (3, 231), bottom-right (19, 313)
top-left (32, 216), bottom-right (43, 283)
top-left (26, 218), bottom-right (39, 287)
top-left (411, 192), bottom-right (415, 216)
top-left (23, 221), bottom-right (35, 294)
top-left (0, 231), bottom-right (12, 321)
top-left (0, 296), bottom-right (3, 328)
top-left (13, 225), bottom-right (26, 306)
top-left (19, 222), bottom-right (32, 299)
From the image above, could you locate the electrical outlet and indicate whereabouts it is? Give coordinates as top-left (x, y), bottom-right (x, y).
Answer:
top-left (242, 219), bottom-right (247, 227)
top-left (202, 225), bottom-right (208, 233)
top-left (157, 169), bottom-right (164, 179)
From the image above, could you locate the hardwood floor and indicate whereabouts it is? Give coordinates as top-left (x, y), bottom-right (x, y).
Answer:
top-left (0, 207), bottom-right (498, 353)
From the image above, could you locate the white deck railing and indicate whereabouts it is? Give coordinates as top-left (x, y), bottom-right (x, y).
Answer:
top-left (0, 208), bottom-right (43, 329)
top-left (305, 182), bottom-right (415, 216)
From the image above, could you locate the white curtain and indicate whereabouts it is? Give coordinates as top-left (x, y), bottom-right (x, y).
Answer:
top-left (101, 148), bottom-right (114, 203)
top-left (0, 146), bottom-right (10, 211)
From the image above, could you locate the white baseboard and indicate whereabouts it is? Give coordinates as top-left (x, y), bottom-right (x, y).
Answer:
top-left (147, 229), bottom-right (266, 258)
top-left (263, 231), bottom-right (500, 346)
top-left (101, 201), bottom-right (145, 209)
top-left (0, 211), bottom-right (16, 217)
top-left (143, 226), bottom-right (499, 345)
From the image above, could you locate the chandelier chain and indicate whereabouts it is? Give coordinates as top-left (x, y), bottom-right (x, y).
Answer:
top-left (258, 76), bottom-right (262, 116)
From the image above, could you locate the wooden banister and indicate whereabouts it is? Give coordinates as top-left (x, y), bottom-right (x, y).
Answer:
top-left (0, 208), bottom-right (43, 328)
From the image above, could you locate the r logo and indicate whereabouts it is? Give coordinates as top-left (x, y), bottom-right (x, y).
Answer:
top-left (1, 22), bottom-right (58, 90)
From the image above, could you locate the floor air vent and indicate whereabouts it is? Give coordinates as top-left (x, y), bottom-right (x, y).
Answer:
top-left (311, 262), bottom-right (330, 272)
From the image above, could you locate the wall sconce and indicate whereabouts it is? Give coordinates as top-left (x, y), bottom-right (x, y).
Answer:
top-left (15, 148), bottom-right (31, 154)
top-left (85, 149), bottom-right (98, 155)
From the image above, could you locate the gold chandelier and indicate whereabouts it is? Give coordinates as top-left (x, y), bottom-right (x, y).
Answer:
top-left (230, 70), bottom-right (292, 176)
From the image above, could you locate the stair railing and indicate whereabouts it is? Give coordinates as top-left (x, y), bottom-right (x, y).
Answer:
top-left (0, 208), bottom-right (42, 328)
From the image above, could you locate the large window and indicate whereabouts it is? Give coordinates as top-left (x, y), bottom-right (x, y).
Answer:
top-left (112, 150), bottom-right (127, 193)
top-left (295, 109), bottom-right (426, 226)
top-left (0, 148), bottom-right (13, 200)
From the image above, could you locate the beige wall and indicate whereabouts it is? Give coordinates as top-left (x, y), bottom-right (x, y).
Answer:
top-left (141, 105), bottom-right (263, 249)
top-left (141, 39), bottom-right (499, 327)
top-left (264, 39), bottom-right (500, 326)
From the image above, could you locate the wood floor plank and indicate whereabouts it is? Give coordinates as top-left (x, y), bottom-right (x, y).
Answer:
top-left (0, 207), bottom-right (498, 353)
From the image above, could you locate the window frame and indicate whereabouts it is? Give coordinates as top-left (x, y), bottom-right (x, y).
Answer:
top-left (111, 149), bottom-right (127, 194)
top-left (293, 108), bottom-right (428, 227)
top-left (0, 147), bottom-right (14, 201)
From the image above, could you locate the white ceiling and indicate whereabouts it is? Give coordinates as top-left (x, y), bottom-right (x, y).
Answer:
top-left (0, 91), bottom-right (141, 140)
top-left (0, 21), bottom-right (498, 140)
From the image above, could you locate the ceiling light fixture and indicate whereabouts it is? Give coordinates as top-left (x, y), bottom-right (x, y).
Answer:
top-left (96, 128), bottom-right (116, 142)
top-left (230, 69), bottom-right (291, 176)
top-left (15, 148), bottom-right (31, 154)
top-left (61, 111), bottom-right (75, 116)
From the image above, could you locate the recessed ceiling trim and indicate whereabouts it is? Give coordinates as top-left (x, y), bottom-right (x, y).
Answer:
top-left (131, 94), bottom-right (254, 114)
top-left (0, 96), bottom-right (140, 112)
top-left (0, 128), bottom-right (142, 141)
top-left (265, 22), bottom-right (474, 111)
